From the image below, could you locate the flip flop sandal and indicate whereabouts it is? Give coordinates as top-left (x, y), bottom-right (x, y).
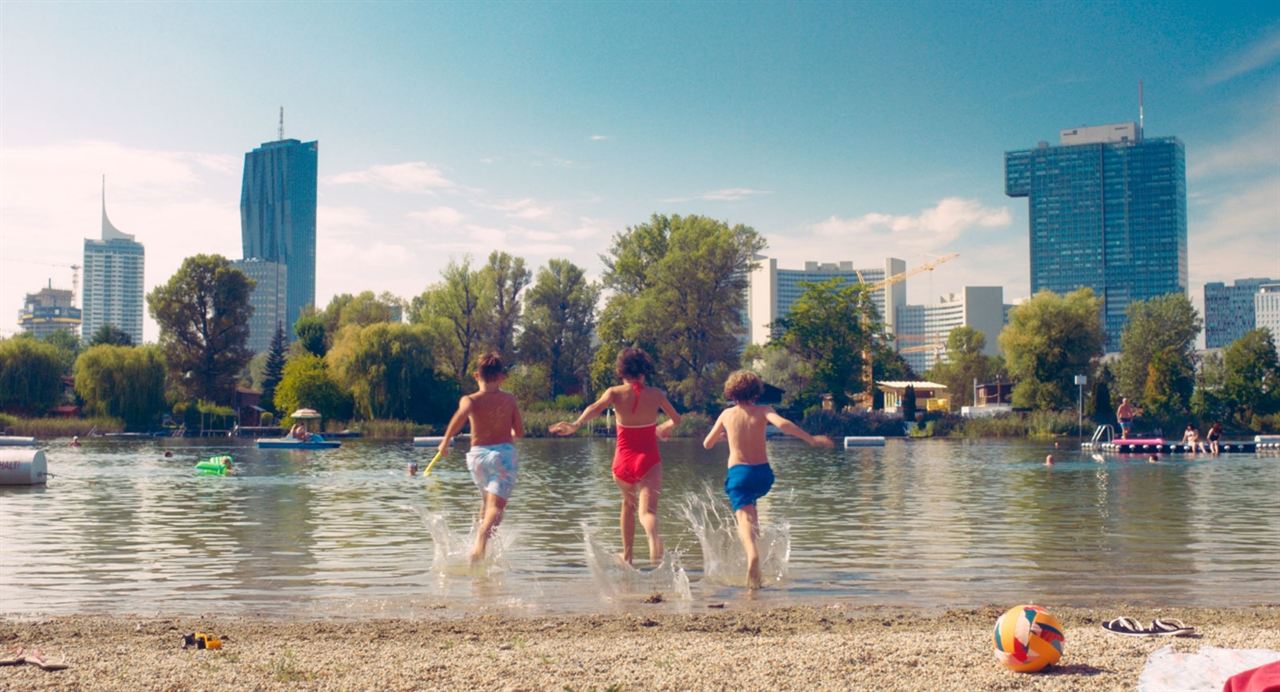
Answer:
top-left (1102, 616), bottom-right (1154, 636)
top-left (1150, 618), bottom-right (1196, 636)
top-left (0, 648), bottom-right (23, 666)
top-left (20, 650), bottom-right (68, 671)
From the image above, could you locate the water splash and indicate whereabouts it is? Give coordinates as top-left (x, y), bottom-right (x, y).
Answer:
top-left (403, 505), bottom-right (514, 577)
top-left (582, 523), bottom-right (691, 602)
top-left (680, 487), bottom-right (790, 587)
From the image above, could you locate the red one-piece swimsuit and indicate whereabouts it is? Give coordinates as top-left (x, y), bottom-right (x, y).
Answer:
top-left (612, 382), bottom-right (661, 484)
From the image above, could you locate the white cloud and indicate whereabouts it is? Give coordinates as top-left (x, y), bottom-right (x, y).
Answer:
top-left (488, 198), bottom-right (554, 220)
top-left (1189, 112), bottom-right (1280, 180)
top-left (406, 206), bottom-right (467, 227)
top-left (589, 134), bottom-right (611, 141)
top-left (318, 205), bottom-right (377, 236)
top-left (812, 197), bottom-right (1011, 249)
top-left (324, 161), bottom-right (455, 193)
top-left (663, 188), bottom-right (773, 203)
top-left (1202, 25), bottom-right (1280, 86)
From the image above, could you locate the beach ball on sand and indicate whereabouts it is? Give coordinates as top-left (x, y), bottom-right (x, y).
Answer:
top-left (993, 604), bottom-right (1064, 673)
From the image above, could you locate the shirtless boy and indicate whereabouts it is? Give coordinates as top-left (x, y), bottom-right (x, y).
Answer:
top-left (438, 352), bottom-right (524, 563)
top-left (551, 348), bottom-right (681, 565)
top-left (703, 370), bottom-right (833, 589)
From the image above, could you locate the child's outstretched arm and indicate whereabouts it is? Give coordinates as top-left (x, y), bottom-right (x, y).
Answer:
top-left (550, 390), bottom-right (613, 436)
top-left (511, 401), bottom-right (525, 439)
top-left (656, 392), bottom-right (683, 440)
top-left (765, 409), bottom-right (834, 448)
top-left (438, 396), bottom-right (473, 457)
top-left (702, 411), bottom-right (727, 449)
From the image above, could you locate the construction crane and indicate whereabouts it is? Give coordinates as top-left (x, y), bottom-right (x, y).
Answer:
top-left (2, 258), bottom-right (81, 305)
top-left (854, 253), bottom-right (958, 409)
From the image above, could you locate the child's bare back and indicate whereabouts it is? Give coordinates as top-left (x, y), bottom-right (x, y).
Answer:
top-left (466, 389), bottom-right (520, 446)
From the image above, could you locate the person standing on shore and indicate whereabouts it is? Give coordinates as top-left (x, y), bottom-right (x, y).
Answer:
top-left (703, 370), bottom-right (833, 589)
top-left (1116, 398), bottom-right (1140, 439)
top-left (438, 352), bottom-right (524, 564)
top-left (550, 348), bottom-right (681, 565)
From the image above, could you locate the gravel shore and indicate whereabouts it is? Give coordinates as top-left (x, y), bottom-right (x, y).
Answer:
top-left (2, 605), bottom-right (1277, 690)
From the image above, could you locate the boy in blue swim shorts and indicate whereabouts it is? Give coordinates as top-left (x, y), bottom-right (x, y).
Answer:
top-left (438, 352), bottom-right (524, 564)
top-left (703, 370), bottom-right (833, 589)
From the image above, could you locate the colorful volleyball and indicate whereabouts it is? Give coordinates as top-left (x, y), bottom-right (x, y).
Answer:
top-left (993, 604), bottom-right (1064, 673)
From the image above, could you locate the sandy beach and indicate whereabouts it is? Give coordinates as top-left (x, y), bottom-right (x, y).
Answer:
top-left (2, 605), bottom-right (1277, 690)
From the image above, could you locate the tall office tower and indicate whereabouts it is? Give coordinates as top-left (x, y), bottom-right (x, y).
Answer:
top-left (1005, 121), bottom-right (1187, 352)
top-left (82, 187), bottom-right (145, 344)
top-left (19, 283), bottom-right (81, 340)
top-left (1204, 278), bottom-right (1276, 348)
top-left (231, 258), bottom-right (288, 353)
top-left (1255, 283), bottom-right (1280, 341)
top-left (240, 130), bottom-right (317, 335)
top-left (894, 286), bottom-right (1005, 375)
top-left (747, 257), bottom-right (905, 346)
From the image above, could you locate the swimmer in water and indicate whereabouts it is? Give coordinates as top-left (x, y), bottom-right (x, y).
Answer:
top-left (703, 370), bottom-right (833, 589)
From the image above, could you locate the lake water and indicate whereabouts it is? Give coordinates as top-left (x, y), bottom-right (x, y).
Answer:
top-left (2, 437), bottom-right (1277, 618)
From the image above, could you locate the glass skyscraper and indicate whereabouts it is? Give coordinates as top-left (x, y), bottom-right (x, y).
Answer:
top-left (1005, 122), bottom-right (1187, 351)
top-left (747, 257), bottom-right (905, 345)
top-left (240, 137), bottom-right (317, 336)
top-left (1204, 278), bottom-right (1276, 349)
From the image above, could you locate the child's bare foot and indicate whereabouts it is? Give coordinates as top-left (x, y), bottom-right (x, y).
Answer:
top-left (746, 557), bottom-right (762, 590)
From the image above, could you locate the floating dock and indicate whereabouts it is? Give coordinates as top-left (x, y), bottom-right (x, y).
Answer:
top-left (843, 436), bottom-right (886, 448)
top-left (1088, 439), bottom-right (1260, 454)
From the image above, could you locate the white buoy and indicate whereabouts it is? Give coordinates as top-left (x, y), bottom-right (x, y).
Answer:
top-left (0, 436), bottom-right (37, 447)
top-left (412, 434), bottom-right (467, 448)
top-left (0, 449), bottom-right (47, 485)
top-left (843, 436), bottom-right (886, 448)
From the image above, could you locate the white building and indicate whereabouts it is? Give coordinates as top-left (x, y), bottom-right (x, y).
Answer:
top-left (82, 188), bottom-right (144, 345)
top-left (748, 257), bottom-right (905, 346)
top-left (895, 286), bottom-right (1005, 375)
top-left (1255, 283), bottom-right (1280, 342)
top-left (231, 259), bottom-right (288, 353)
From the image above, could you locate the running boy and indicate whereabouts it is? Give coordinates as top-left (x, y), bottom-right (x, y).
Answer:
top-left (550, 348), bottom-right (681, 565)
top-left (438, 352), bottom-right (524, 564)
top-left (703, 370), bottom-right (833, 589)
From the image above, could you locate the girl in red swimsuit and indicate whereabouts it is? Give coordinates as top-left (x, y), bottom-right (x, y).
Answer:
top-left (551, 348), bottom-right (682, 564)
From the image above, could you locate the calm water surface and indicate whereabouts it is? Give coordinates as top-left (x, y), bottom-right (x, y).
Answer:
top-left (1, 438), bottom-right (1277, 617)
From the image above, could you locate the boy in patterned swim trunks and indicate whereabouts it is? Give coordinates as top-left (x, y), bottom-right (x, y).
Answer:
top-left (703, 370), bottom-right (832, 589)
top-left (438, 352), bottom-right (525, 564)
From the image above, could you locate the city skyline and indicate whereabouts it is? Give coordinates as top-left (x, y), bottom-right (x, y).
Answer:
top-left (2, 2), bottom-right (1277, 342)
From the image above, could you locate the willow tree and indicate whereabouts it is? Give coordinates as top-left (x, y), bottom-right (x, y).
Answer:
top-left (999, 288), bottom-right (1105, 410)
top-left (73, 344), bottom-right (166, 428)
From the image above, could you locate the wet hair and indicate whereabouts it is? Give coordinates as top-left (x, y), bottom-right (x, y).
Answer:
top-left (615, 347), bottom-right (655, 381)
top-left (474, 352), bottom-right (505, 381)
top-left (724, 370), bottom-right (764, 403)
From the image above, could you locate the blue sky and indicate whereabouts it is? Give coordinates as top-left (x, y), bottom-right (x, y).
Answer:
top-left (2, 1), bottom-right (1277, 341)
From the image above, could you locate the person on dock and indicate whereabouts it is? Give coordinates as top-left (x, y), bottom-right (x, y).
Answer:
top-left (550, 347), bottom-right (681, 565)
top-left (703, 370), bottom-right (833, 589)
top-left (1181, 424), bottom-right (1204, 453)
top-left (1116, 398), bottom-right (1140, 439)
top-left (1206, 422), bottom-right (1223, 455)
top-left (438, 352), bottom-right (525, 564)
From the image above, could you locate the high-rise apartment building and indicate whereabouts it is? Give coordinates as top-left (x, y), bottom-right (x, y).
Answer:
top-left (747, 257), bottom-right (905, 346)
top-left (18, 283), bottom-right (81, 340)
top-left (1005, 121), bottom-right (1187, 351)
top-left (231, 259), bottom-right (288, 353)
top-left (1204, 278), bottom-right (1276, 348)
top-left (240, 136), bottom-right (317, 335)
top-left (895, 286), bottom-right (1005, 375)
top-left (82, 191), bottom-right (144, 344)
top-left (1255, 284), bottom-right (1280, 342)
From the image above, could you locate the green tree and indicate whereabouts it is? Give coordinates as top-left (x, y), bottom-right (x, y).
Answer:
top-left (335, 291), bottom-right (399, 329)
top-left (412, 258), bottom-right (491, 387)
top-left (1190, 351), bottom-right (1229, 423)
top-left (742, 344), bottom-right (813, 410)
top-left (481, 251), bottom-right (531, 360)
top-left (595, 214), bottom-right (765, 410)
top-left (519, 259), bottom-right (599, 397)
top-left (260, 323), bottom-right (288, 412)
top-left (327, 322), bottom-right (459, 422)
top-left (147, 254), bottom-right (254, 405)
top-left (902, 384), bottom-right (918, 421)
top-left (42, 329), bottom-right (81, 373)
top-left (272, 353), bottom-right (352, 423)
top-left (1142, 346), bottom-right (1196, 427)
top-left (774, 278), bottom-right (877, 409)
top-left (0, 337), bottom-right (65, 415)
top-left (73, 344), bottom-right (166, 428)
top-left (925, 326), bottom-right (1003, 409)
top-left (1220, 328), bottom-right (1280, 427)
top-left (89, 323), bottom-right (134, 347)
top-left (294, 313), bottom-right (328, 357)
top-left (1116, 294), bottom-right (1201, 405)
top-left (999, 288), bottom-right (1105, 410)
